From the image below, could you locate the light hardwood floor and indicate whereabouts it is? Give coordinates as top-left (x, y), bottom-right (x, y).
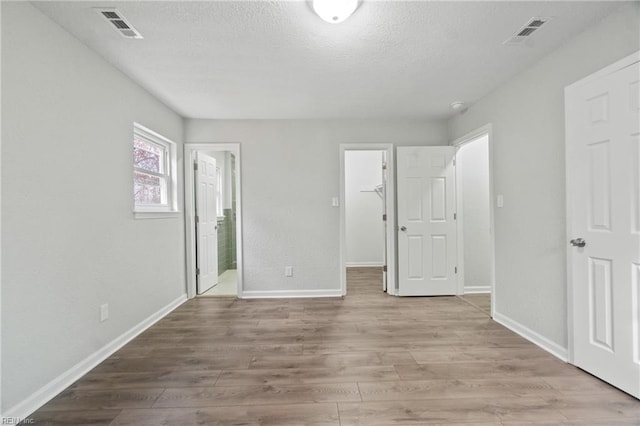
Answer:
top-left (459, 293), bottom-right (491, 316)
top-left (27, 268), bottom-right (639, 425)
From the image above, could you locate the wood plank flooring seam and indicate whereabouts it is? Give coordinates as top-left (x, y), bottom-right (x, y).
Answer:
top-left (355, 382), bottom-right (363, 402)
top-left (150, 387), bottom-right (168, 409)
top-left (149, 399), bottom-right (356, 410)
top-left (335, 402), bottom-right (343, 426)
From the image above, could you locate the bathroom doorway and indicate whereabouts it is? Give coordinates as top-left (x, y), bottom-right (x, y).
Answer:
top-left (185, 143), bottom-right (243, 298)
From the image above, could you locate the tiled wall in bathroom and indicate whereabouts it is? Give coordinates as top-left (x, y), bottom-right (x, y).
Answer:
top-left (217, 153), bottom-right (237, 275)
top-left (217, 215), bottom-right (229, 275)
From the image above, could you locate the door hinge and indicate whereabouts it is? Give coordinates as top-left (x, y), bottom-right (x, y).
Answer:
top-left (382, 162), bottom-right (387, 170)
top-left (382, 214), bottom-right (387, 222)
top-left (194, 162), bottom-right (198, 171)
top-left (454, 213), bottom-right (457, 220)
top-left (455, 266), bottom-right (458, 274)
top-left (453, 158), bottom-right (456, 166)
top-left (383, 265), bottom-right (387, 272)
top-left (196, 267), bottom-right (200, 275)
top-left (195, 215), bottom-right (199, 223)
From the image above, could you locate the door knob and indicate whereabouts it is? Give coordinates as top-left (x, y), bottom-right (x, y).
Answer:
top-left (400, 226), bottom-right (407, 232)
top-left (570, 238), bottom-right (586, 247)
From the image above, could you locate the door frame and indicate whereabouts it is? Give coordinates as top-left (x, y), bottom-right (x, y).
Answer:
top-left (565, 50), bottom-right (640, 364)
top-left (185, 143), bottom-right (243, 299)
top-left (339, 144), bottom-right (396, 296)
top-left (451, 124), bottom-right (496, 315)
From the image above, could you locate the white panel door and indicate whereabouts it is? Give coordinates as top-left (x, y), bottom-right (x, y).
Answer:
top-left (397, 146), bottom-right (457, 296)
top-left (195, 153), bottom-right (219, 294)
top-left (566, 58), bottom-right (640, 398)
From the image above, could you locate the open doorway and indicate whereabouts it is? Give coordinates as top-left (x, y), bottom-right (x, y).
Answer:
top-left (452, 126), bottom-right (495, 316)
top-left (185, 143), bottom-right (243, 298)
top-left (339, 144), bottom-right (395, 296)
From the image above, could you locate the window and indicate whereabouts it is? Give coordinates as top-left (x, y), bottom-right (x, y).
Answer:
top-left (133, 123), bottom-right (177, 216)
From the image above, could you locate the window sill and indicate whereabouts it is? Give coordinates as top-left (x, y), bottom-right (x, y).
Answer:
top-left (134, 211), bottom-right (181, 220)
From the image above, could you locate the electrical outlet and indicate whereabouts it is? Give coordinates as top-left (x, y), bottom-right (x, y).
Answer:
top-left (100, 303), bottom-right (109, 322)
top-left (285, 266), bottom-right (293, 277)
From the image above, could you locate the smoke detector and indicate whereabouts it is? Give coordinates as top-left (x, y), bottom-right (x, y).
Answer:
top-left (95, 8), bottom-right (143, 39)
top-left (450, 101), bottom-right (468, 114)
top-left (503, 17), bottom-right (551, 45)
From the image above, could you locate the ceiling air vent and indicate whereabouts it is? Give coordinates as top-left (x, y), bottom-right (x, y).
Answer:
top-left (504, 17), bottom-right (550, 45)
top-left (95, 8), bottom-right (143, 39)
top-left (527, 19), bottom-right (546, 28)
top-left (517, 27), bottom-right (537, 37)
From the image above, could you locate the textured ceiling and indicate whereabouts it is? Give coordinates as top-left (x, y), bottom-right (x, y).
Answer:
top-left (32, 1), bottom-right (622, 119)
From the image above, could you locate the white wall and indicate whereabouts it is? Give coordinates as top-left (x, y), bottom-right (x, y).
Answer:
top-left (345, 151), bottom-right (384, 267)
top-left (448, 3), bottom-right (639, 350)
top-left (185, 119), bottom-right (447, 295)
top-left (1, 2), bottom-right (185, 413)
top-left (457, 136), bottom-right (492, 291)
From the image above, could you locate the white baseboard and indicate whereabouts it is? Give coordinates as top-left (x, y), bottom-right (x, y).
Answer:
top-left (242, 289), bottom-right (343, 299)
top-left (493, 311), bottom-right (568, 362)
top-left (464, 285), bottom-right (491, 294)
top-left (3, 294), bottom-right (187, 420)
top-left (345, 262), bottom-right (384, 268)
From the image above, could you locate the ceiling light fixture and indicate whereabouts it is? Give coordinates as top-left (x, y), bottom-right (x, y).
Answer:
top-left (312, 0), bottom-right (358, 24)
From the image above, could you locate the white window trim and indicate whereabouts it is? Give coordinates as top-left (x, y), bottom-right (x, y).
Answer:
top-left (133, 123), bottom-right (179, 219)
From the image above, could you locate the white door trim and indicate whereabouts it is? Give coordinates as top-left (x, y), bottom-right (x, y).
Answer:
top-left (340, 144), bottom-right (396, 296)
top-left (185, 143), bottom-right (243, 299)
top-left (451, 124), bottom-right (496, 314)
top-left (565, 50), bottom-right (640, 364)
top-left (565, 50), bottom-right (640, 93)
